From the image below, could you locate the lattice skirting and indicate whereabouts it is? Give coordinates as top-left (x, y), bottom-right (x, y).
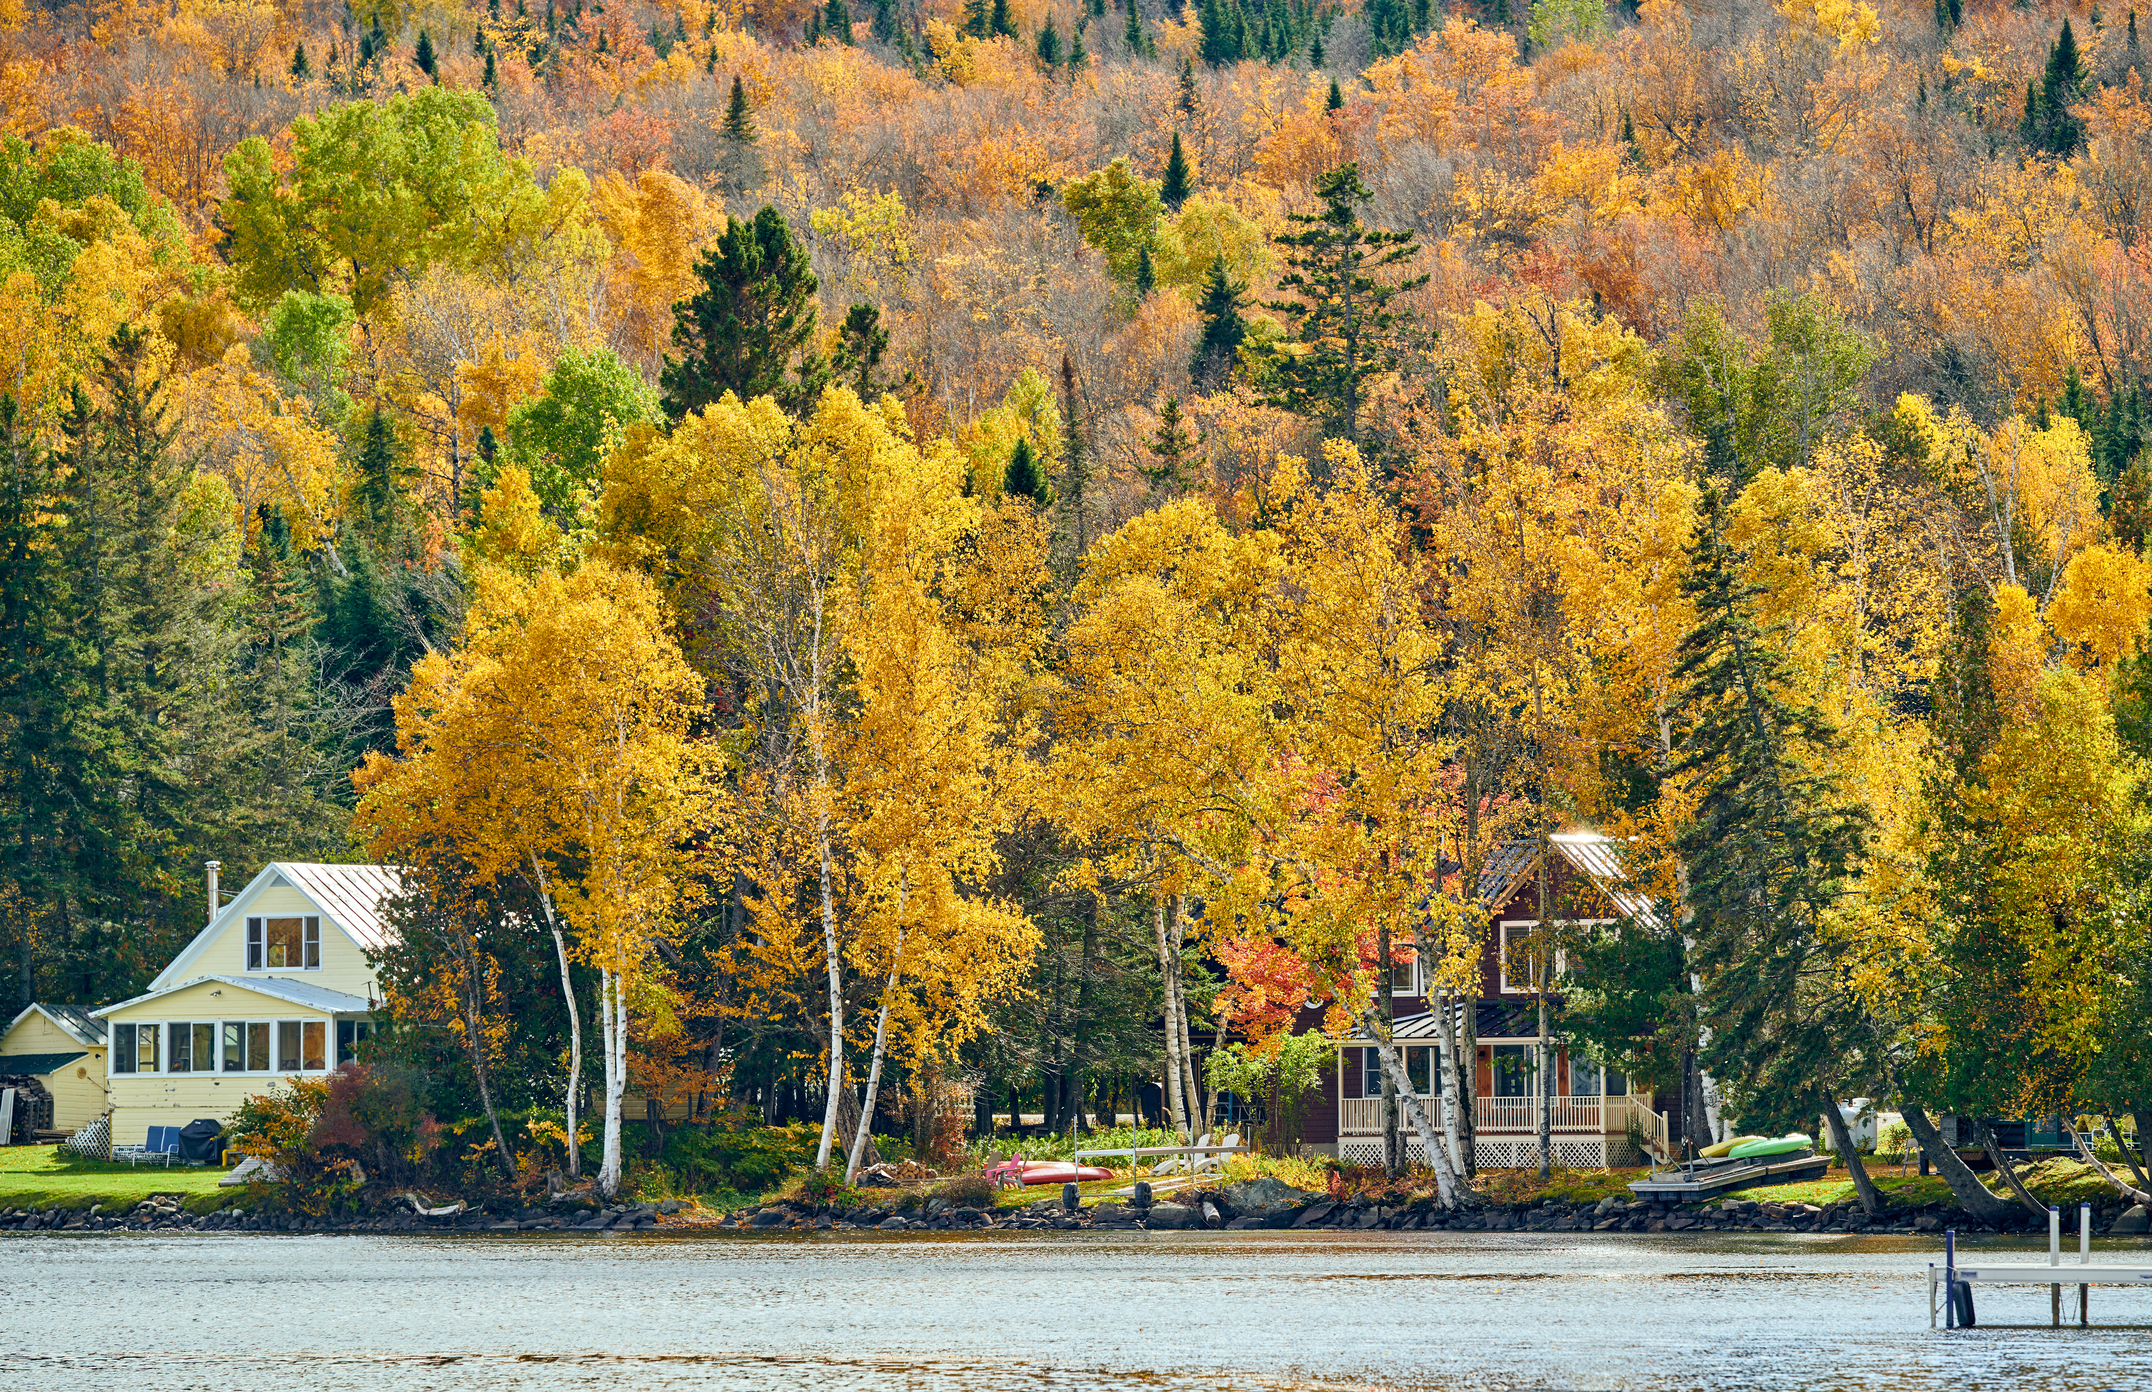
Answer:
top-left (1336, 1135), bottom-right (1623, 1170)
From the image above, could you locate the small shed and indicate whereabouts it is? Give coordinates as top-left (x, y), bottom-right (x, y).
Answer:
top-left (0, 1004), bottom-right (109, 1139)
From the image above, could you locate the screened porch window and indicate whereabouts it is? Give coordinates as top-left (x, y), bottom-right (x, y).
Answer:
top-left (169, 1022), bottom-right (216, 1073)
top-left (1492, 1043), bottom-right (1537, 1097)
top-left (111, 1022), bottom-right (158, 1074)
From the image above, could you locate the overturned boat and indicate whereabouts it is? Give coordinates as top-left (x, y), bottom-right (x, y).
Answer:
top-left (1627, 1133), bottom-right (1832, 1200)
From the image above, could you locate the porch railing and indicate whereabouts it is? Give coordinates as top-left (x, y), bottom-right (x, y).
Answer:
top-left (1339, 1092), bottom-right (1665, 1142)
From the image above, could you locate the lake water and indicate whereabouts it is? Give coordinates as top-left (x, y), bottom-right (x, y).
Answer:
top-left (2, 1229), bottom-right (2147, 1391)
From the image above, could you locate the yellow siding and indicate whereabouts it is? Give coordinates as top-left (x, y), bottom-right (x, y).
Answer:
top-left (105, 978), bottom-right (345, 1146)
top-left (0, 1013), bottom-right (108, 1132)
top-left (170, 884), bottom-right (380, 1001)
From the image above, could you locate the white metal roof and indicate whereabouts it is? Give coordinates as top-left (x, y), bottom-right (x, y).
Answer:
top-left (144, 862), bottom-right (403, 993)
top-left (93, 975), bottom-right (376, 1018)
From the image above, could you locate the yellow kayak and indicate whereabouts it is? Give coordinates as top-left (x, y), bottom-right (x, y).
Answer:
top-left (1700, 1135), bottom-right (1765, 1159)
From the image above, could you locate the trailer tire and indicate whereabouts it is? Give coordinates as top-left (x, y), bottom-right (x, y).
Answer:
top-left (1952, 1280), bottom-right (1976, 1328)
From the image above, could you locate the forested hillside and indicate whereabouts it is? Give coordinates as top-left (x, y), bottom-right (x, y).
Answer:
top-left (3, 0), bottom-right (2151, 1196)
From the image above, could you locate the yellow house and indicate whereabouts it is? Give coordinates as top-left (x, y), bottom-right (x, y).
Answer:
top-left (1, 1004), bottom-right (108, 1137)
top-left (93, 862), bottom-right (399, 1148)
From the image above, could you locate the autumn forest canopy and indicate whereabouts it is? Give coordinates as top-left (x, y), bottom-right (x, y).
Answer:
top-left (6, 0), bottom-right (2152, 1203)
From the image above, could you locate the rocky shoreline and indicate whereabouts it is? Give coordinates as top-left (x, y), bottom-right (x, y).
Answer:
top-left (7, 1180), bottom-right (2148, 1239)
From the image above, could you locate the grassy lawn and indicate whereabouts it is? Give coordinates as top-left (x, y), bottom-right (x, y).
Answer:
top-left (1722, 1171), bottom-right (1953, 1209)
top-left (0, 1145), bottom-right (230, 1214)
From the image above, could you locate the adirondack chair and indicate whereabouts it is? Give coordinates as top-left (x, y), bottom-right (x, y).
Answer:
top-left (1195, 1133), bottom-right (1242, 1175)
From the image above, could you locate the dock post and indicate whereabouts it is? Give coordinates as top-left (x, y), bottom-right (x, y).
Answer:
top-left (2050, 1206), bottom-right (2061, 1326)
top-left (1945, 1230), bottom-right (1957, 1329)
top-left (2080, 1201), bottom-right (2091, 1326)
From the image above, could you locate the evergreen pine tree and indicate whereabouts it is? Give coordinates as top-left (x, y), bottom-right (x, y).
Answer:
top-left (832, 303), bottom-right (906, 396)
top-left (1178, 54), bottom-right (1199, 114)
top-left (1308, 27), bottom-right (1324, 65)
top-left (661, 205), bottom-right (829, 420)
top-left (1190, 257), bottom-right (1249, 388)
top-left (1263, 163), bottom-right (1426, 442)
top-left (1038, 13), bottom-right (1063, 65)
top-left (1134, 243), bottom-right (1156, 297)
top-left (291, 42), bottom-right (311, 80)
top-left (992, 0), bottom-right (1017, 37)
top-left (1160, 132), bottom-right (1192, 210)
top-left (1199, 0), bottom-right (1234, 63)
top-left (806, 8), bottom-right (823, 43)
top-left (874, 0), bottom-right (897, 40)
top-left (2110, 454), bottom-right (2152, 554)
top-left (1673, 485), bottom-right (1872, 1136)
top-left (1004, 438), bottom-right (1049, 502)
top-left (825, 0), bottom-right (852, 42)
top-left (1068, 22), bottom-right (1089, 66)
top-left (353, 408), bottom-right (404, 544)
top-left (723, 76), bottom-right (758, 143)
top-left (415, 29), bottom-right (438, 76)
top-left (1141, 395), bottom-right (1197, 492)
top-left (1124, 0), bottom-right (1149, 54)
top-left (1326, 76), bottom-right (1344, 109)
top-left (962, 0), bottom-right (990, 34)
top-left (483, 47), bottom-right (498, 89)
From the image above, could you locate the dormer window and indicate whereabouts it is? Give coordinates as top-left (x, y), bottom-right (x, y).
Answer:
top-left (247, 916), bottom-right (320, 971)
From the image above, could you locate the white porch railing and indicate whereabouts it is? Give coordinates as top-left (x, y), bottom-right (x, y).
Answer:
top-left (1340, 1092), bottom-right (1666, 1144)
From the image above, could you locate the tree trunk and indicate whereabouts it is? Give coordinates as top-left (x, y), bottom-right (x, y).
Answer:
top-left (2074, 1125), bottom-right (2152, 1204)
top-left (527, 855), bottom-right (581, 1179)
top-left (1379, 916), bottom-right (1399, 1176)
top-left (812, 803), bottom-right (845, 1172)
top-left (1977, 1119), bottom-right (2050, 1218)
top-left (1901, 1104), bottom-right (2014, 1222)
top-left (1821, 1096), bottom-right (1881, 1217)
top-left (846, 882), bottom-right (908, 1183)
top-left (1436, 988), bottom-right (1462, 1169)
top-left (1356, 1005), bottom-right (1463, 1208)
top-left (1155, 897), bottom-right (1188, 1137)
top-left (598, 967), bottom-right (629, 1198)
top-left (1172, 897), bottom-right (1202, 1131)
top-left (1536, 844), bottom-right (1552, 1180)
top-left (2112, 1113), bottom-right (2151, 1191)
top-left (454, 936), bottom-right (515, 1179)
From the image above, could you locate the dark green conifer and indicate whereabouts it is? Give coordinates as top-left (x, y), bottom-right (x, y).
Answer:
top-left (1160, 132), bottom-right (1192, 211)
top-left (723, 75), bottom-right (758, 143)
top-left (874, 0), bottom-right (897, 40)
top-left (415, 28), bottom-right (438, 76)
top-left (1190, 257), bottom-right (1248, 388)
top-left (992, 0), bottom-right (1018, 37)
top-left (1326, 76), bottom-right (1343, 110)
top-left (1038, 13), bottom-right (1063, 65)
top-left (1134, 243), bottom-right (1155, 297)
top-left (1178, 54), bottom-right (1199, 113)
top-left (826, 0), bottom-right (852, 43)
top-left (1004, 438), bottom-right (1049, 503)
top-left (661, 206), bottom-right (828, 420)
top-left (483, 47), bottom-right (498, 89)
top-left (291, 42), bottom-right (311, 80)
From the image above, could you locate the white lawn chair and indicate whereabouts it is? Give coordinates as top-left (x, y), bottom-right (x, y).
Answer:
top-left (1152, 1132), bottom-right (1211, 1175)
top-left (1195, 1133), bottom-right (1241, 1175)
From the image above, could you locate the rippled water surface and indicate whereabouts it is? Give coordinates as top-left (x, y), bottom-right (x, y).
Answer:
top-left (4, 1229), bottom-right (2148, 1391)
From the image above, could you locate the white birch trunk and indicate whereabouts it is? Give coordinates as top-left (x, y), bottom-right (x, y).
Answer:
top-left (845, 879), bottom-right (909, 1184)
top-left (812, 804), bottom-right (845, 1171)
top-left (528, 854), bottom-right (582, 1180)
top-left (1155, 898), bottom-right (1187, 1137)
top-left (1171, 898), bottom-right (1202, 1131)
top-left (1356, 1005), bottom-right (1462, 1209)
top-left (1437, 989), bottom-right (1462, 1167)
top-left (598, 967), bottom-right (629, 1198)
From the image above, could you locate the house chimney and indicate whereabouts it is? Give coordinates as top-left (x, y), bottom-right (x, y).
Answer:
top-left (205, 861), bottom-right (220, 925)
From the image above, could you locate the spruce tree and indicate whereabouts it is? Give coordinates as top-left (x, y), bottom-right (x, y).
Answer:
top-left (352, 408), bottom-right (404, 544)
top-left (1200, 0), bottom-right (1236, 63)
top-left (1160, 132), bottom-right (1192, 211)
top-left (1124, 0), bottom-right (1150, 54)
top-left (1068, 22), bottom-right (1088, 66)
top-left (483, 47), bottom-right (498, 89)
top-left (1326, 76), bottom-right (1343, 110)
top-left (832, 303), bottom-right (905, 396)
top-left (1308, 27), bottom-right (1324, 65)
top-left (1189, 257), bottom-right (1248, 388)
top-left (291, 42), bottom-right (312, 80)
top-left (723, 76), bottom-right (758, 142)
top-left (1038, 13), bottom-right (1063, 65)
top-left (1178, 54), bottom-right (1199, 114)
top-left (1263, 163), bottom-right (1425, 442)
top-left (1673, 486), bottom-right (1872, 1138)
top-left (1004, 438), bottom-right (1049, 502)
top-left (1134, 243), bottom-right (1156, 297)
top-left (991, 0), bottom-right (1017, 37)
top-left (873, 0), bottom-right (897, 40)
top-left (1141, 396), bottom-right (1197, 492)
top-left (415, 28), bottom-right (438, 76)
top-left (825, 0), bottom-right (852, 42)
top-left (661, 205), bottom-right (829, 420)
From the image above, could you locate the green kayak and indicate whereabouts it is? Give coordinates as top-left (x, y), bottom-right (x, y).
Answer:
top-left (1727, 1133), bottom-right (1813, 1159)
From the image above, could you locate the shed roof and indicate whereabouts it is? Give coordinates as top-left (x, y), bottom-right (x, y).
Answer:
top-left (5, 1003), bottom-right (104, 1049)
top-left (0, 1051), bottom-right (89, 1076)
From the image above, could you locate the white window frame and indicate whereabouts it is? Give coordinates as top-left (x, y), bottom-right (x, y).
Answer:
top-left (246, 915), bottom-right (322, 972)
top-left (223, 1020), bottom-right (273, 1073)
top-left (112, 1021), bottom-right (160, 1074)
top-left (1362, 1044), bottom-right (1440, 1099)
top-left (168, 1021), bottom-right (219, 1074)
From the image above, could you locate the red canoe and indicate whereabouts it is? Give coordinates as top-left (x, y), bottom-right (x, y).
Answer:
top-left (984, 1159), bottom-right (1112, 1185)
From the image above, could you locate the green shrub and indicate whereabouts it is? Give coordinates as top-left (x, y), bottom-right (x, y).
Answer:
top-left (659, 1116), bottom-right (815, 1195)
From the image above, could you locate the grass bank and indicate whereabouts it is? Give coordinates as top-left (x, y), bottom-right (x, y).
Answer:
top-left (0, 1146), bottom-right (228, 1213)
